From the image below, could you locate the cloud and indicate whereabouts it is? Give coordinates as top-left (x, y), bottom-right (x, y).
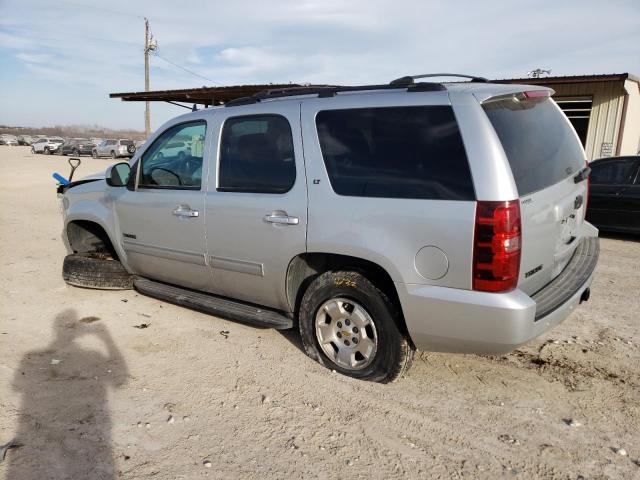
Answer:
top-left (0, 0), bottom-right (638, 130)
top-left (15, 52), bottom-right (55, 64)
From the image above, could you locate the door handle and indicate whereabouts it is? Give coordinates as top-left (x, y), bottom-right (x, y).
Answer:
top-left (172, 206), bottom-right (199, 217)
top-left (264, 213), bottom-right (299, 225)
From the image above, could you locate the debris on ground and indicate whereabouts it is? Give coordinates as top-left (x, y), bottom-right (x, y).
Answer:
top-left (0, 440), bottom-right (23, 462)
top-left (50, 358), bottom-right (61, 365)
top-left (133, 323), bottom-right (150, 329)
top-left (203, 460), bottom-right (212, 468)
top-left (79, 316), bottom-right (100, 323)
top-left (219, 330), bottom-right (230, 339)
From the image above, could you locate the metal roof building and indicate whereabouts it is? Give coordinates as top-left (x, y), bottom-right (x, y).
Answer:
top-left (111, 73), bottom-right (640, 161)
top-left (496, 73), bottom-right (640, 160)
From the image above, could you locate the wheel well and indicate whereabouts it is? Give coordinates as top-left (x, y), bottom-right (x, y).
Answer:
top-left (67, 220), bottom-right (119, 259)
top-left (286, 253), bottom-right (411, 344)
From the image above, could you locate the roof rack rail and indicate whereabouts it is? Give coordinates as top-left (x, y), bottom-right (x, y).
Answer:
top-left (390, 73), bottom-right (488, 86)
top-left (225, 82), bottom-right (446, 107)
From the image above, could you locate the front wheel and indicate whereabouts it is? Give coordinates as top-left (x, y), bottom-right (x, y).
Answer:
top-left (63, 253), bottom-right (133, 290)
top-left (299, 271), bottom-right (414, 383)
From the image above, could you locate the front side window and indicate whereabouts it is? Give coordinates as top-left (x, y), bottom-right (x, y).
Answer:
top-left (218, 115), bottom-right (296, 193)
top-left (590, 160), bottom-right (636, 185)
top-left (139, 121), bottom-right (207, 189)
top-left (315, 106), bottom-right (474, 200)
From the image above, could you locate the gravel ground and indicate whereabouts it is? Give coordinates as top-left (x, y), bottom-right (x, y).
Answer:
top-left (0, 146), bottom-right (639, 480)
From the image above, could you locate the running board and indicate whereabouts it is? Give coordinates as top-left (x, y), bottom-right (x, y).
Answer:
top-left (133, 277), bottom-right (293, 330)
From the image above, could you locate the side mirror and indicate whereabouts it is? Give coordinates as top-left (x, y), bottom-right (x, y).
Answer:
top-left (106, 162), bottom-right (131, 187)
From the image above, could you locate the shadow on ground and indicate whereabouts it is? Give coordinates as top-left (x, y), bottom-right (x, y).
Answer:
top-left (4, 309), bottom-right (128, 479)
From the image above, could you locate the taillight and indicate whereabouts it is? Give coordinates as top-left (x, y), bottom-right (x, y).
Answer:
top-left (584, 160), bottom-right (590, 215)
top-left (473, 200), bottom-right (521, 293)
top-left (522, 90), bottom-right (551, 99)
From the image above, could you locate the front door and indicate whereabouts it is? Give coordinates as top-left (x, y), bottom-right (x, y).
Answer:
top-left (115, 119), bottom-right (211, 290)
top-left (204, 104), bottom-right (307, 311)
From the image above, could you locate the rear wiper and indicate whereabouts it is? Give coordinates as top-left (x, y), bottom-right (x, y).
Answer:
top-left (573, 166), bottom-right (591, 184)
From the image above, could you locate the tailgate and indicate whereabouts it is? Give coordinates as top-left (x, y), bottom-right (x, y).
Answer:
top-left (482, 92), bottom-right (588, 295)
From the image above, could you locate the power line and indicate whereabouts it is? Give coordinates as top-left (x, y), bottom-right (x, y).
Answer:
top-left (153, 52), bottom-right (220, 85)
top-left (58, 0), bottom-right (145, 20)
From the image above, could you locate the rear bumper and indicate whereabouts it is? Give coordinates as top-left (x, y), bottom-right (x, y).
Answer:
top-left (398, 226), bottom-right (599, 354)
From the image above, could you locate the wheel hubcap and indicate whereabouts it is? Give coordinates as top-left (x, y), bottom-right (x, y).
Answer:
top-left (314, 297), bottom-right (378, 371)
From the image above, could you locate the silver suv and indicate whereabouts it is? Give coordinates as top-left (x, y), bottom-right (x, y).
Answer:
top-left (59, 74), bottom-right (599, 383)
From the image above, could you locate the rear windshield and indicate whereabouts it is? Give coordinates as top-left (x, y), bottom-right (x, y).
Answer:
top-left (315, 106), bottom-right (475, 200)
top-left (483, 97), bottom-right (584, 196)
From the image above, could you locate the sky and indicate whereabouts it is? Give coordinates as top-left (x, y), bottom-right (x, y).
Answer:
top-left (0, 0), bottom-right (638, 132)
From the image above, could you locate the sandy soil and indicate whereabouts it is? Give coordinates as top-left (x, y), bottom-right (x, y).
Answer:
top-left (0, 146), bottom-right (638, 480)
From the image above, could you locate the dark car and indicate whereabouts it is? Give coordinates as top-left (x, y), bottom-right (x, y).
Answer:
top-left (587, 156), bottom-right (640, 234)
top-left (59, 138), bottom-right (95, 156)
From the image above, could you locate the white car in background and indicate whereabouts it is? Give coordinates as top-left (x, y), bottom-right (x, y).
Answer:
top-left (31, 137), bottom-right (64, 154)
top-left (92, 139), bottom-right (136, 159)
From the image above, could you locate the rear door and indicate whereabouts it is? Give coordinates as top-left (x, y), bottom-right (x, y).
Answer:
top-left (482, 93), bottom-right (589, 295)
top-left (587, 157), bottom-right (639, 230)
top-left (203, 102), bottom-right (307, 311)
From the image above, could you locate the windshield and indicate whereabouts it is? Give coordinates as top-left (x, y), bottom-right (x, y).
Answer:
top-left (483, 97), bottom-right (585, 196)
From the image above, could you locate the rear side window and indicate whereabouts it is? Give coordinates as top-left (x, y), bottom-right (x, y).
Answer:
top-left (590, 160), bottom-right (636, 184)
top-left (218, 115), bottom-right (296, 193)
top-left (315, 106), bottom-right (474, 200)
top-left (483, 97), bottom-right (585, 196)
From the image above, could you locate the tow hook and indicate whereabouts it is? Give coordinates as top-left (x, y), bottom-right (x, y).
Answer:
top-left (580, 288), bottom-right (590, 304)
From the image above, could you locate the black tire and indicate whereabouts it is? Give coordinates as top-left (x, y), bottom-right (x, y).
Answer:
top-left (62, 253), bottom-right (133, 290)
top-left (299, 271), bottom-right (414, 383)
top-left (110, 151), bottom-right (116, 159)
top-left (44, 147), bottom-right (50, 155)
top-left (72, 149), bottom-right (79, 157)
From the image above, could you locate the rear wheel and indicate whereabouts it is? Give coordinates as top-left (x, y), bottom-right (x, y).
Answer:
top-left (63, 253), bottom-right (133, 290)
top-left (299, 271), bottom-right (414, 383)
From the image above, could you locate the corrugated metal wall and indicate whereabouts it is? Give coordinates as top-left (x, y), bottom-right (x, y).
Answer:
top-left (551, 81), bottom-right (625, 160)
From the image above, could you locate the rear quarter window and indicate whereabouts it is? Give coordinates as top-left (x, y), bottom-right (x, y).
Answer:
top-left (315, 106), bottom-right (474, 200)
top-left (483, 97), bottom-right (585, 196)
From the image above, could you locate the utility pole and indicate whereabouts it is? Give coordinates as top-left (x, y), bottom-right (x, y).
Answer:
top-left (144, 18), bottom-right (157, 138)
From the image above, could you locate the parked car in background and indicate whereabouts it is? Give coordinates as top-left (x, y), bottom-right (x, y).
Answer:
top-left (587, 156), bottom-right (640, 234)
top-left (92, 139), bottom-right (136, 159)
top-left (59, 75), bottom-right (599, 383)
top-left (0, 134), bottom-right (19, 146)
top-left (90, 138), bottom-right (104, 147)
top-left (31, 137), bottom-right (64, 154)
top-left (17, 135), bottom-right (35, 145)
top-left (59, 138), bottom-right (95, 156)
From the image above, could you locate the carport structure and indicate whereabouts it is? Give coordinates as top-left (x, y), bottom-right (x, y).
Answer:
top-left (109, 84), bottom-right (315, 109)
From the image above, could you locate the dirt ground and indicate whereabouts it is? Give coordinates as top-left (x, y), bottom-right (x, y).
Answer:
top-left (0, 145), bottom-right (638, 480)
